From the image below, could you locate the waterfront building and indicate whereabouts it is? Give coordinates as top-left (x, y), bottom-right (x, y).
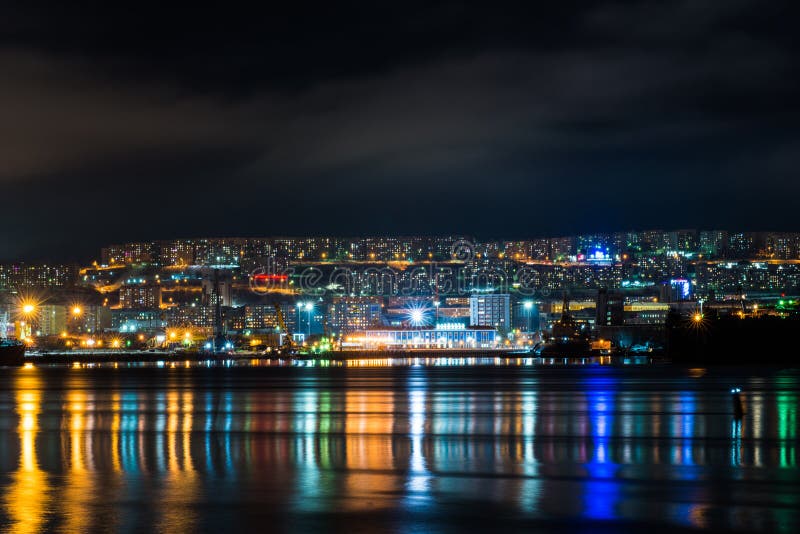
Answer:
top-left (357, 323), bottom-right (497, 349)
top-left (623, 302), bottom-right (670, 325)
top-left (38, 304), bottom-right (67, 336)
top-left (244, 303), bottom-right (297, 332)
top-left (328, 296), bottom-right (382, 334)
top-left (165, 305), bottom-right (216, 329)
top-left (112, 309), bottom-right (166, 332)
top-left (596, 289), bottom-right (624, 326)
top-left (469, 293), bottom-right (510, 330)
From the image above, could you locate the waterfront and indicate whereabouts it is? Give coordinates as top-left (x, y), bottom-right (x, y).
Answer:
top-left (0, 364), bottom-right (797, 533)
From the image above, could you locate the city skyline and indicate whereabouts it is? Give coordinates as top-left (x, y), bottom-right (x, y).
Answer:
top-left (2, 4), bottom-right (798, 532)
top-left (6, 227), bottom-right (800, 263)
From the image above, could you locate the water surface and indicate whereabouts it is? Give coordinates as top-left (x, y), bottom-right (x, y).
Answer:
top-left (0, 364), bottom-right (797, 533)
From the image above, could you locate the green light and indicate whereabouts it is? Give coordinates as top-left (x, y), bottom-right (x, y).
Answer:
top-left (778, 391), bottom-right (797, 468)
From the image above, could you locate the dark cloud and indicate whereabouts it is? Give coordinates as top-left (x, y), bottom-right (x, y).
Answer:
top-left (0, 1), bottom-right (798, 260)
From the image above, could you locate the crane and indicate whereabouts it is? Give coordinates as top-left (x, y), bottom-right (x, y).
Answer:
top-left (273, 302), bottom-right (295, 354)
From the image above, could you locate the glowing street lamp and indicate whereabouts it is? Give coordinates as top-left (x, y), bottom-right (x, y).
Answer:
top-left (406, 306), bottom-right (430, 327)
top-left (19, 302), bottom-right (36, 338)
top-left (523, 301), bottom-right (533, 332)
top-left (303, 302), bottom-right (315, 337)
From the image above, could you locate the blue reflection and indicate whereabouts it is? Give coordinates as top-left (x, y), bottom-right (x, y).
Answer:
top-left (673, 392), bottom-right (696, 468)
top-left (731, 419), bottom-right (742, 467)
top-left (583, 374), bottom-right (619, 521)
top-left (405, 373), bottom-right (431, 508)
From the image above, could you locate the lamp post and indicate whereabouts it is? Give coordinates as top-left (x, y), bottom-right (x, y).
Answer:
top-left (523, 301), bottom-right (533, 333)
top-left (21, 303), bottom-right (36, 339)
top-left (72, 305), bottom-right (83, 334)
top-left (433, 300), bottom-right (441, 324)
top-left (304, 302), bottom-right (314, 339)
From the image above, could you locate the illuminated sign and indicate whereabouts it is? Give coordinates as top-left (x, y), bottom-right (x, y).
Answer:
top-left (435, 323), bottom-right (466, 330)
top-left (670, 278), bottom-right (691, 299)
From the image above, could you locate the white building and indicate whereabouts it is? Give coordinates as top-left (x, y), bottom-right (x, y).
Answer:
top-left (469, 294), bottom-right (510, 330)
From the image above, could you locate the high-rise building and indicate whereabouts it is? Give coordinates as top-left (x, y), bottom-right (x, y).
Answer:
top-left (469, 294), bottom-right (510, 329)
top-left (0, 263), bottom-right (77, 290)
top-left (728, 232), bottom-right (755, 258)
top-left (328, 297), bottom-right (382, 334)
top-left (699, 230), bottom-right (729, 257)
top-left (38, 304), bottom-right (67, 336)
top-left (244, 303), bottom-right (297, 332)
top-left (119, 284), bottom-right (162, 309)
top-left (595, 289), bottom-right (624, 326)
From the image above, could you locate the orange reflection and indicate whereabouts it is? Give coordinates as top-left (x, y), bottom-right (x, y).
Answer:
top-left (342, 390), bottom-right (397, 511)
top-left (156, 390), bottom-right (198, 533)
top-left (61, 389), bottom-right (95, 533)
top-left (3, 370), bottom-right (51, 534)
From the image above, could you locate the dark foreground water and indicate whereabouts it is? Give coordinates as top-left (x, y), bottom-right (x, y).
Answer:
top-left (0, 363), bottom-right (797, 533)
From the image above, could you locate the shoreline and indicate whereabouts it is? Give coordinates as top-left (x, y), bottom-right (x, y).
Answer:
top-left (20, 349), bottom-right (654, 366)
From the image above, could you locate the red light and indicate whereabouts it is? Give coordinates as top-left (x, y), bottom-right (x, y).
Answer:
top-left (253, 274), bottom-right (288, 282)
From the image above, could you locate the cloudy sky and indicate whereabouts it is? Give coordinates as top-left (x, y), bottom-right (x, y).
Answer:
top-left (1, 1), bottom-right (798, 260)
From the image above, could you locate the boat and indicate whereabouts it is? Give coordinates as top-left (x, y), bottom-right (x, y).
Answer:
top-left (0, 338), bottom-right (26, 366)
top-left (535, 292), bottom-right (592, 357)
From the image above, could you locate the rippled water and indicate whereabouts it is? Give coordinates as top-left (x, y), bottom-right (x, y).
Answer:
top-left (0, 364), bottom-right (797, 533)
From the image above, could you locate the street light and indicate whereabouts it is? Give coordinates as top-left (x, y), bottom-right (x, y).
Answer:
top-left (523, 301), bottom-right (533, 332)
top-left (20, 302), bottom-right (36, 339)
top-left (70, 305), bottom-right (84, 334)
top-left (433, 300), bottom-right (441, 324)
top-left (303, 302), bottom-right (314, 338)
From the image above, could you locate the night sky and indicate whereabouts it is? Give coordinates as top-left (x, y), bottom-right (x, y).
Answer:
top-left (2, 1), bottom-right (798, 261)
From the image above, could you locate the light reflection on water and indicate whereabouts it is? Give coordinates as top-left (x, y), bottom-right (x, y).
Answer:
top-left (0, 365), bottom-right (797, 533)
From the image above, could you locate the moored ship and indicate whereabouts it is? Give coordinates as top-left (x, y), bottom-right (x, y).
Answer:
top-left (535, 292), bottom-right (593, 357)
top-left (0, 338), bottom-right (26, 366)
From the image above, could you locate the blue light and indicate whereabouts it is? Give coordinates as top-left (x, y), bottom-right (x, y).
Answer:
top-left (404, 302), bottom-right (432, 327)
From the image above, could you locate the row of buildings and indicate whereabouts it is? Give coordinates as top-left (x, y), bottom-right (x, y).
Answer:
top-left (96, 230), bottom-right (800, 267)
top-left (6, 258), bottom-right (800, 298)
top-left (2, 231), bottom-right (800, 351)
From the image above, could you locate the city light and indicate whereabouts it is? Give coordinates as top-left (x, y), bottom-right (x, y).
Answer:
top-left (404, 302), bottom-right (432, 327)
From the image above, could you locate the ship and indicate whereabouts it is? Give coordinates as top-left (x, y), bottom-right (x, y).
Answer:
top-left (534, 292), bottom-right (592, 357)
top-left (0, 338), bottom-right (26, 366)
